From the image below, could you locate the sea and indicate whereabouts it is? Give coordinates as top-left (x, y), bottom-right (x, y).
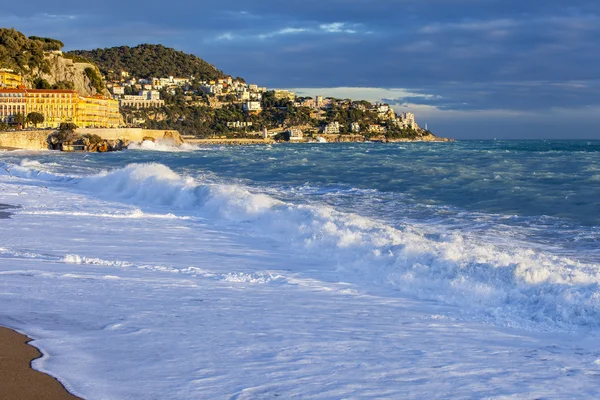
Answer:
top-left (1, 140), bottom-right (600, 398)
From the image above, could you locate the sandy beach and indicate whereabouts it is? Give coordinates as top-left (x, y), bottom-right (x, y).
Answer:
top-left (0, 326), bottom-right (81, 400)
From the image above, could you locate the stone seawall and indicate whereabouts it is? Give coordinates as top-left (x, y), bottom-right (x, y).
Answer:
top-left (0, 129), bottom-right (184, 151)
top-left (0, 131), bottom-right (51, 150)
top-left (77, 129), bottom-right (183, 145)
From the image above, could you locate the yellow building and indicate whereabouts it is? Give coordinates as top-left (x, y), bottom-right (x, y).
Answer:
top-left (0, 89), bottom-right (26, 123)
top-left (0, 69), bottom-right (23, 89)
top-left (76, 95), bottom-right (121, 128)
top-left (0, 88), bottom-right (121, 128)
top-left (25, 90), bottom-right (78, 127)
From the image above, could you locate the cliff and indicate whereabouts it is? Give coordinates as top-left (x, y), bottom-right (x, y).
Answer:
top-left (28, 53), bottom-right (110, 97)
top-left (0, 29), bottom-right (110, 97)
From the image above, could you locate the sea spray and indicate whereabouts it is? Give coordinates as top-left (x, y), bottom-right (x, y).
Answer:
top-left (4, 160), bottom-right (600, 329)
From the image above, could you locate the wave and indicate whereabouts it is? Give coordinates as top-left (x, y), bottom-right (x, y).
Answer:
top-left (3, 161), bottom-right (600, 330)
top-left (127, 140), bottom-right (207, 152)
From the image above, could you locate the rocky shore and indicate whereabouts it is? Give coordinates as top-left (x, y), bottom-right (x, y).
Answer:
top-left (48, 131), bottom-right (130, 152)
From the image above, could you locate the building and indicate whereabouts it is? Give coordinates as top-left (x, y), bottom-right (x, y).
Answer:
top-left (398, 112), bottom-right (419, 130)
top-left (351, 122), bottom-right (361, 133)
top-left (243, 101), bottom-right (262, 113)
top-left (273, 90), bottom-right (296, 102)
top-left (119, 91), bottom-right (164, 109)
top-left (288, 129), bottom-right (303, 141)
top-left (77, 95), bottom-right (121, 128)
top-left (0, 89), bottom-right (26, 123)
top-left (0, 88), bottom-right (120, 128)
top-left (227, 121), bottom-right (253, 128)
top-left (368, 124), bottom-right (386, 134)
top-left (0, 69), bottom-right (23, 89)
top-left (322, 121), bottom-right (340, 134)
top-left (112, 86), bottom-right (125, 95)
top-left (238, 90), bottom-right (250, 101)
top-left (376, 104), bottom-right (391, 114)
top-left (316, 96), bottom-right (323, 108)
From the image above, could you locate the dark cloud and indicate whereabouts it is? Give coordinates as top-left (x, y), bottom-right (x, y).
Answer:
top-left (3, 0), bottom-right (600, 137)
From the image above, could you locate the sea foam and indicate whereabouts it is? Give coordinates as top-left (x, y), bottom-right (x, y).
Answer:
top-left (4, 161), bottom-right (600, 330)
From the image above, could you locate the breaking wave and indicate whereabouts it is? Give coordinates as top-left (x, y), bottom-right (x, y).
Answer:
top-left (127, 140), bottom-right (206, 152)
top-left (4, 161), bottom-right (600, 330)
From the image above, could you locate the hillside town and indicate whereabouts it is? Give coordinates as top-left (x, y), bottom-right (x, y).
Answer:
top-left (104, 71), bottom-right (431, 142)
top-left (0, 33), bottom-right (441, 143)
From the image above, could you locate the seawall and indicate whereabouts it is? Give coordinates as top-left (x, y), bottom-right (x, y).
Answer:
top-left (77, 129), bottom-right (183, 145)
top-left (0, 131), bottom-right (51, 150)
top-left (0, 129), bottom-right (183, 151)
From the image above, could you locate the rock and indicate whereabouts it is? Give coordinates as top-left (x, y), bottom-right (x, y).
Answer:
top-left (97, 141), bottom-right (109, 152)
top-left (163, 131), bottom-right (184, 146)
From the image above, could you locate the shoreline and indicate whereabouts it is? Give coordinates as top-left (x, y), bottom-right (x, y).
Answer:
top-left (0, 326), bottom-right (81, 399)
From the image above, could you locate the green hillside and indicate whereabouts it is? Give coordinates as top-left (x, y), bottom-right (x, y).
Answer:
top-left (67, 44), bottom-right (226, 81)
top-left (0, 28), bottom-right (64, 74)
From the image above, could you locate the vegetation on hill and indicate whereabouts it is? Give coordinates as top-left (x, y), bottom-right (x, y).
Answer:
top-left (125, 87), bottom-right (424, 140)
top-left (84, 67), bottom-right (105, 93)
top-left (67, 44), bottom-right (226, 81)
top-left (0, 28), bottom-right (54, 74)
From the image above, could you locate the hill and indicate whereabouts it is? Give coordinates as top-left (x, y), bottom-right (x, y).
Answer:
top-left (0, 28), bottom-right (109, 97)
top-left (66, 44), bottom-right (226, 81)
top-left (0, 28), bottom-right (60, 74)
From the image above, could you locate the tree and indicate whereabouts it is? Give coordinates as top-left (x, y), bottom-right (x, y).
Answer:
top-left (12, 113), bottom-right (25, 127)
top-left (84, 67), bottom-right (105, 93)
top-left (27, 112), bottom-right (44, 128)
top-left (59, 122), bottom-right (77, 132)
top-left (33, 78), bottom-right (51, 89)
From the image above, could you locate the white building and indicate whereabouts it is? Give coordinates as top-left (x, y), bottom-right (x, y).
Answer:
top-left (323, 121), bottom-right (340, 134)
top-left (120, 91), bottom-right (164, 109)
top-left (239, 90), bottom-right (250, 101)
top-left (243, 101), bottom-right (262, 112)
top-left (351, 122), bottom-right (361, 133)
top-left (377, 104), bottom-right (391, 114)
top-left (141, 90), bottom-right (161, 100)
top-left (288, 129), bottom-right (303, 141)
top-left (398, 112), bottom-right (419, 129)
top-left (112, 86), bottom-right (125, 95)
top-left (227, 121), bottom-right (253, 128)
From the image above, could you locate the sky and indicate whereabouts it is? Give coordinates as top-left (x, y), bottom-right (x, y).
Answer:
top-left (3, 0), bottom-right (600, 139)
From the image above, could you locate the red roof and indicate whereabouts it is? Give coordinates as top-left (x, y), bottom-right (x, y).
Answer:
top-left (0, 88), bottom-right (77, 94)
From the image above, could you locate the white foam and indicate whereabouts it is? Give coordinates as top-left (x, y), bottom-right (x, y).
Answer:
top-left (4, 160), bottom-right (600, 329)
top-left (2, 166), bottom-right (600, 399)
top-left (127, 140), bottom-right (203, 152)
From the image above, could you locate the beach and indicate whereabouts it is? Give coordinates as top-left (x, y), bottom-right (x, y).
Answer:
top-left (0, 326), bottom-right (80, 399)
top-left (1, 141), bottom-right (600, 398)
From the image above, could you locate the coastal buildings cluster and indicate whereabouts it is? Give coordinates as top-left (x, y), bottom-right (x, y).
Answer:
top-left (0, 69), bottom-right (120, 128)
top-left (107, 70), bottom-right (423, 137)
top-left (1, 65), bottom-right (424, 138)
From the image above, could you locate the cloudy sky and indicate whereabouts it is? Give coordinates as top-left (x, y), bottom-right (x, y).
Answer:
top-left (3, 1), bottom-right (600, 138)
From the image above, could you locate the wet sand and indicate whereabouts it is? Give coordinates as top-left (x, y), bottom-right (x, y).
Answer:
top-left (0, 326), bottom-right (81, 399)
